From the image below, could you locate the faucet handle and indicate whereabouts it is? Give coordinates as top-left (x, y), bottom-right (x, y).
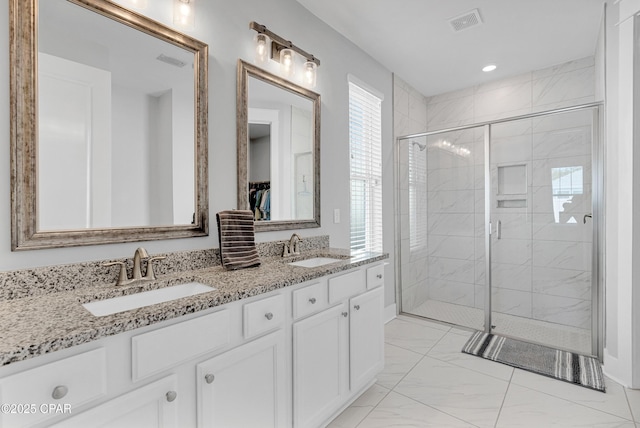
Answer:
top-left (144, 256), bottom-right (166, 281)
top-left (293, 239), bottom-right (302, 254)
top-left (102, 261), bottom-right (129, 286)
top-left (282, 243), bottom-right (291, 257)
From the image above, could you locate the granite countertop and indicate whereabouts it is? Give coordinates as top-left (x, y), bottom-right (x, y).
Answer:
top-left (0, 248), bottom-right (388, 366)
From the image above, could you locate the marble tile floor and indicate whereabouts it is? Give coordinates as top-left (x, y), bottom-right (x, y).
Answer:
top-left (408, 299), bottom-right (592, 355)
top-left (327, 315), bottom-right (639, 428)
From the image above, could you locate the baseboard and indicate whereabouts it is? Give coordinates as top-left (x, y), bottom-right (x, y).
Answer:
top-left (384, 303), bottom-right (397, 324)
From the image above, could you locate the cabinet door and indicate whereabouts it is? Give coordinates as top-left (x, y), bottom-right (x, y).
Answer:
top-left (293, 303), bottom-right (348, 428)
top-left (196, 330), bottom-right (287, 428)
top-left (349, 287), bottom-right (384, 391)
top-left (52, 375), bottom-right (178, 428)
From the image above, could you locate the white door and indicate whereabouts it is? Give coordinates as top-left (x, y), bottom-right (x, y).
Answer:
top-left (52, 376), bottom-right (178, 428)
top-left (293, 303), bottom-right (348, 428)
top-left (349, 287), bottom-right (385, 391)
top-left (196, 330), bottom-right (287, 428)
top-left (38, 53), bottom-right (112, 230)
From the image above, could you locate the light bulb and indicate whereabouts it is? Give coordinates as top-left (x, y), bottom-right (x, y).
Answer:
top-left (303, 60), bottom-right (317, 88)
top-left (254, 34), bottom-right (270, 64)
top-left (173, 0), bottom-right (194, 29)
top-left (280, 48), bottom-right (295, 78)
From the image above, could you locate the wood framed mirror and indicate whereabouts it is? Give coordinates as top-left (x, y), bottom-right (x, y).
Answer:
top-left (237, 60), bottom-right (320, 231)
top-left (10, 0), bottom-right (209, 250)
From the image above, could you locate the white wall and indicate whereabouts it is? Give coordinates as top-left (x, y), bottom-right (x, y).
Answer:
top-left (0, 0), bottom-right (396, 307)
top-left (602, 0), bottom-right (640, 388)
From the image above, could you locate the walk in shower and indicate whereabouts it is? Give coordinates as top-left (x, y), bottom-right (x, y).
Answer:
top-left (396, 104), bottom-right (603, 357)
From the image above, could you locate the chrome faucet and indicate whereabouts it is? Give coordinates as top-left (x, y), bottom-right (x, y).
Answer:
top-left (102, 247), bottom-right (166, 286)
top-left (283, 233), bottom-right (303, 257)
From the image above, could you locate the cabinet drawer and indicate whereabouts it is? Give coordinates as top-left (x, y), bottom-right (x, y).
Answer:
top-left (0, 348), bottom-right (107, 427)
top-left (243, 294), bottom-right (285, 339)
top-left (293, 281), bottom-right (328, 320)
top-left (132, 309), bottom-right (229, 381)
top-left (328, 269), bottom-right (365, 303)
top-left (366, 263), bottom-right (385, 290)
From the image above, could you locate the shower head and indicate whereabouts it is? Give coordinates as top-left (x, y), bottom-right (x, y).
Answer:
top-left (412, 141), bottom-right (427, 151)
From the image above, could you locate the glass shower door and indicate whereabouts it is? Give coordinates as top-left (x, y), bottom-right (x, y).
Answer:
top-left (489, 109), bottom-right (595, 355)
top-left (398, 126), bottom-right (486, 331)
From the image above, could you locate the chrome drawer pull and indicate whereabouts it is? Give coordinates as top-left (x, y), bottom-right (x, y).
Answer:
top-left (51, 385), bottom-right (68, 400)
top-left (354, 305), bottom-right (361, 310)
top-left (265, 312), bottom-right (274, 320)
top-left (342, 312), bottom-right (348, 317)
top-left (308, 297), bottom-right (317, 304)
top-left (376, 273), bottom-right (383, 279)
top-left (166, 391), bottom-right (177, 402)
top-left (205, 374), bottom-right (215, 384)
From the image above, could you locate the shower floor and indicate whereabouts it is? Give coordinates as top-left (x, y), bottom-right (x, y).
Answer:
top-left (406, 299), bottom-right (592, 356)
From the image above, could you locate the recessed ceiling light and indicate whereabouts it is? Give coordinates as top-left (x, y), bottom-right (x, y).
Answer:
top-left (482, 64), bottom-right (497, 72)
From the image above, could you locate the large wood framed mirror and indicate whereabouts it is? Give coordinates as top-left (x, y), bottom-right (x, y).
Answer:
top-left (237, 60), bottom-right (320, 231)
top-left (10, 0), bottom-right (209, 250)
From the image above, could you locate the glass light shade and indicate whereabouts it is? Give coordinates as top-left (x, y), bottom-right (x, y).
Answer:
top-left (279, 48), bottom-right (295, 78)
top-left (303, 61), bottom-right (317, 88)
top-left (254, 33), bottom-right (270, 64)
top-left (173, 0), bottom-right (195, 29)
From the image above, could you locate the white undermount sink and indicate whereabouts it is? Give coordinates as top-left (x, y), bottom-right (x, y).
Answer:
top-left (288, 257), bottom-right (345, 268)
top-left (82, 282), bottom-right (215, 317)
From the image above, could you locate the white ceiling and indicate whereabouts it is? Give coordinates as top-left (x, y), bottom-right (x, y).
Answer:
top-left (295, 0), bottom-right (605, 96)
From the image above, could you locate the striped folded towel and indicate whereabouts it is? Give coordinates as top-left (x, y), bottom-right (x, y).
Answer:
top-left (216, 210), bottom-right (261, 270)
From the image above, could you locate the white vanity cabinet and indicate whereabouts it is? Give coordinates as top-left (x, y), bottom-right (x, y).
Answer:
top-left (348, 287), bottom-right (384, 391)
top-left (196, 330), bottom-right (287, 428)
top-left (52, 375), bottom-right (179, 428)
top-left (293, 266), bottom-right (385, 428)
top-left (0, 348), bottom-right (107, 427)
top-left (293, 303), bottom-right (349, 428)
top-left (0, 260), bottom-right (386, 428)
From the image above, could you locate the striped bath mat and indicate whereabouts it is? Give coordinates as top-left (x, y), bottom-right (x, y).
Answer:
top-left (462, 331), bottom-right (605, 392)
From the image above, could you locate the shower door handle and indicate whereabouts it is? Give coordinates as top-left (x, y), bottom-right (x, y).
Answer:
top-left (583, 214), bottom-right (592, 224)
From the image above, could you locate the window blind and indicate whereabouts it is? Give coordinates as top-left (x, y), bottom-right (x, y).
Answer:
top-left (409, 143), bottom-right (428, 251)
top-left (349, 80), bottom-right (383, 254)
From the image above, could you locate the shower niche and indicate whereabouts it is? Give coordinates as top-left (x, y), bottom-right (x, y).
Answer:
top-left (496, 164), bottom-right (527, 209)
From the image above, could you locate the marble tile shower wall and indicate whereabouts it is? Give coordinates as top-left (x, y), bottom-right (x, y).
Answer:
top-left (394, 77), bottom-right (429, 312)
top-left (395, 56), bottom-right (596, 330)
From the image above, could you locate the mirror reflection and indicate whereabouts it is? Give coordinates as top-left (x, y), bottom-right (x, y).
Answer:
top-left (10, 0), bottom-right (209, 250)
top-left (237, 60), bottom-right (320, 232)
top-left (247, 76), bottom-right (314, 222)
top-left (38, 0), bottom-right (195, 230)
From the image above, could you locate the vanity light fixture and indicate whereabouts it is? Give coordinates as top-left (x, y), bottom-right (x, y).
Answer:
top-left (173, 0), bottom-right (194, 29)
top-left (482, 64), bottom-right (497, 72)
top-left (250, 21), bottom-right (320, 87)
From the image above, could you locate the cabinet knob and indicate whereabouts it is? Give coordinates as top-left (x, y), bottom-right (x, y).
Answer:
top-left (308, 297), bottom-right (317, 304)
top-left (205, 374), bottom-right (215, 384)
top-left (166, 391), bottom-right (177, 402)
top-left (342, 312), bottom-right (348, 317)
top-left (51, 385), bottom-right (68, 400)
top-left (354, 305), bottom-right (361, 310)
top-left (376, 273), bottom-right (383, 279)
top-left (265, 312), bottom-right (274, 320)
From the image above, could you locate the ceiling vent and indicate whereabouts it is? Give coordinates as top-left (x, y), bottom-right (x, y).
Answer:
top-left (156, 54), bottom-right (187, 68)
top-left (448, 9), bottom-right (483, 32)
